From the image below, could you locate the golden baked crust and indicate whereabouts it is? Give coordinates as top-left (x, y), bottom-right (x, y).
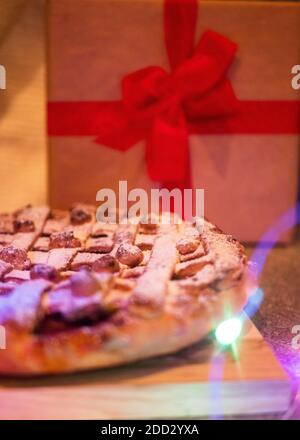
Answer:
top-left (0, 205), bottom-right (252, 375)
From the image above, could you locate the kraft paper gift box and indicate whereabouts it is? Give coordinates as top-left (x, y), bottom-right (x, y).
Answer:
top-left (47, 0), bottom-right (300, 243)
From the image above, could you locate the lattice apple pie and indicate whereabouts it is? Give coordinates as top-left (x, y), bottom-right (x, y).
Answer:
top-left (0, 204), bottom-right (252, 374)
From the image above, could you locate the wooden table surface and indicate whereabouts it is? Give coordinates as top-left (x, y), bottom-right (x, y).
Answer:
top-left (0, 320), bottom-right (293, 420)
top-left (250, 227), bottom-right (300, 419)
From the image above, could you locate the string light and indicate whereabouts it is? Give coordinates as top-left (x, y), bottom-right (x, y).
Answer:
top-left (215, 317), bottom-right (242, 346)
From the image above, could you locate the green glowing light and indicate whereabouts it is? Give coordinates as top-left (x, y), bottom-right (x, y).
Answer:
top-left (215, 317), bottom-right (242, 346)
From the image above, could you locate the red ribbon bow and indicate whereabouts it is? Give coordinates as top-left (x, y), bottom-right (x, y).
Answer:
top-left (93, 0), bottom-right (238, 190)
top-left (48, 0), bottom-right (300, 191)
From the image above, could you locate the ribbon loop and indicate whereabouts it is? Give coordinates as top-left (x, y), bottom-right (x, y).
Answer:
top-left (168, 31), bottom-right (238, 102)
top-left (122, 66), bottom-right (168, 110)
top-left (184, 79), bottom-right (240, 120)
top-left (195, 30), bottom-right (237, 73)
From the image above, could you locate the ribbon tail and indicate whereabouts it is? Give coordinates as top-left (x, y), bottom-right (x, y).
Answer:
top-left (146, 106), bottom-right (192, 217)
top-left (146, 109), bottom-right (193, 217)
top-left (146, 105), bottom-right (190, 183)
top-left (184, 79), bottom-right (240, 120)
top-left (145, 105), bottom-right (192, 216)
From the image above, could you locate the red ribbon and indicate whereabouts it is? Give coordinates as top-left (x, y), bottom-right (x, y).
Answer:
top-left (48, 0), bottom-right (300, 190)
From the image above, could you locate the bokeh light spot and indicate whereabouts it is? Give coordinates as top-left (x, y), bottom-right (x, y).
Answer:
top-left (215, 317), bottom-right (242, 346)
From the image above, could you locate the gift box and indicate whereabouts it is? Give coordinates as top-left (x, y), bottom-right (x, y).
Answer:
top-left (47, 0), bottom-right (300, 242)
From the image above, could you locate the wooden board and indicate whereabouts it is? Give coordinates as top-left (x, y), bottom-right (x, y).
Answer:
top-left (0, 316), bottom-right (293, 420)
